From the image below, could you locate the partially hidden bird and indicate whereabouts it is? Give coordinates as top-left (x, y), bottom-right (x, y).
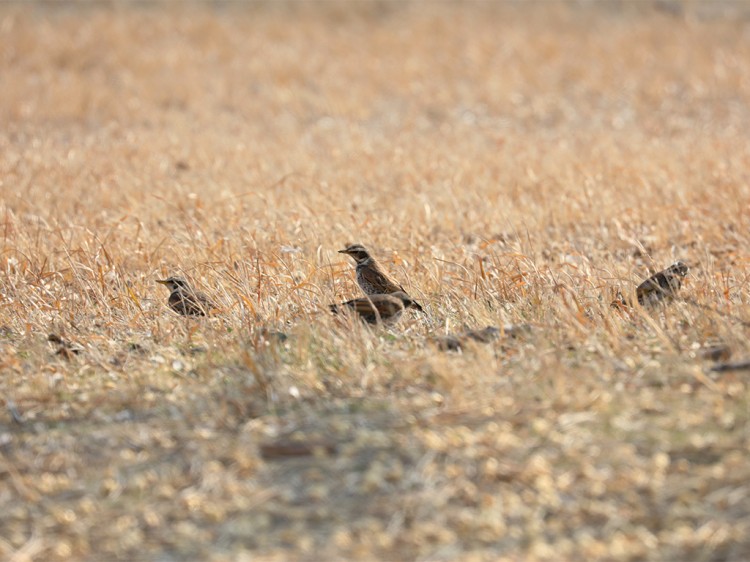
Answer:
top-left (635, 261), bottom-right (689, 306)
top-left (338, 244), bottom-right (424, 312)
top-left (156, 276), bottom-right (217, 316)
top-left (612, 261), bottom-right (689, 308)
top-left (329, 291), bottom-right (418, 325)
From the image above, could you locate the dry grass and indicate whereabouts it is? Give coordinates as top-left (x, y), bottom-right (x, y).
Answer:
top-left (1, 2), bottom-right (750, 560)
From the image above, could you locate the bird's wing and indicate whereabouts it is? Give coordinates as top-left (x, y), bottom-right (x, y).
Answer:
top-left (360, 264), bottom-right (402, 293)
top-left (345, 298), bottom-right (380, 315)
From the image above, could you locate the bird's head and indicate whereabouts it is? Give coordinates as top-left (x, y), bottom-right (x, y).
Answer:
top-left (669, 261), bottom-right (690, 277)
top-left (156, 277), bottom-right (190, 291)
top-left (338, 244), bottom-right (372, 265)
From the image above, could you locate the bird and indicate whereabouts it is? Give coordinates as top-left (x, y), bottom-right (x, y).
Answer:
top-left (434, 323), bottom-right (530, 351)
top-left (156, 276), bottom-right (217, 316)
top-left (338, 244), bottom-right (424, 312)
top-left (329, 291), bottom-right (418, 325)
top-left (635, 261), bottom-right (689, 306)
top-left (435, 326), bottom-right (501, 351)
top-left (611, 261), bottom-right (689, 308)
top-left (48, 333), bottom-right (84, 359)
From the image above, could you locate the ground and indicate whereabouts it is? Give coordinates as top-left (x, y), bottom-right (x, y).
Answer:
top-left (1, 2), bottom-right (749, 560)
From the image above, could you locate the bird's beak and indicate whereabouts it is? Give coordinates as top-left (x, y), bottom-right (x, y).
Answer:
top-left (155, 279), bottom-right (169, 285)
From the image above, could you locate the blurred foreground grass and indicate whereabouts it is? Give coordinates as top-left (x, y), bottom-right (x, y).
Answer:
top-left (1, 2), bottom-right (749, 560)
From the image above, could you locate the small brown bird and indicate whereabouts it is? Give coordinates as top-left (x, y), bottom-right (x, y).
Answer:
top-left (338, 244), bottom-right (424, 312)
top-left (48, 333), bottom-right (84, 359)
top-left (635, 261), bottom-right (689, 306)
top-left (156, 277), bottom-right (216, 316)
top-left (436, 326), bottom-right (501, 351)
top-left (435, 323), bottom-right (530, 351)
top-left (329, 291), bottom-right (418, 325)
top-left (611, 261), bottom-right (689, 308)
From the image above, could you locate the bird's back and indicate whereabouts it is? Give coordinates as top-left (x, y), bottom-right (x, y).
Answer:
top-left (169, 289), bottom-right (213, 316)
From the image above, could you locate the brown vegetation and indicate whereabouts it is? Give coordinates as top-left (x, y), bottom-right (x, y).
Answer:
top-left (1, 2), bottom-right (749, 560)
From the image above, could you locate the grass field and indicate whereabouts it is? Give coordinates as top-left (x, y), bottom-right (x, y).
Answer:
top-left (1, 2), bottom-right (750, 560)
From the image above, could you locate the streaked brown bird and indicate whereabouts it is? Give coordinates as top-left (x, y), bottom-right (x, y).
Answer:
top-left (156, 277), bottom-right (216, 316)
top-left (435, 326), bottom-right (501, 352)
top-left (434, 323), bottom-right (531, 351)
top-left (329, 291), bottom-right (418, 325)
top-left (338, 244), bottom-right (424, 312)
top-left (48, 333), bottom-right (84, 359)
top-left (635, 261), bottom-right (689, 306)
top-left (611, 261), bottom-right (689, 308)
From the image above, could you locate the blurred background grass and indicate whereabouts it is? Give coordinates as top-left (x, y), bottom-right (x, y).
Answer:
top-left (1, 1), bottom-right (749, 560)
